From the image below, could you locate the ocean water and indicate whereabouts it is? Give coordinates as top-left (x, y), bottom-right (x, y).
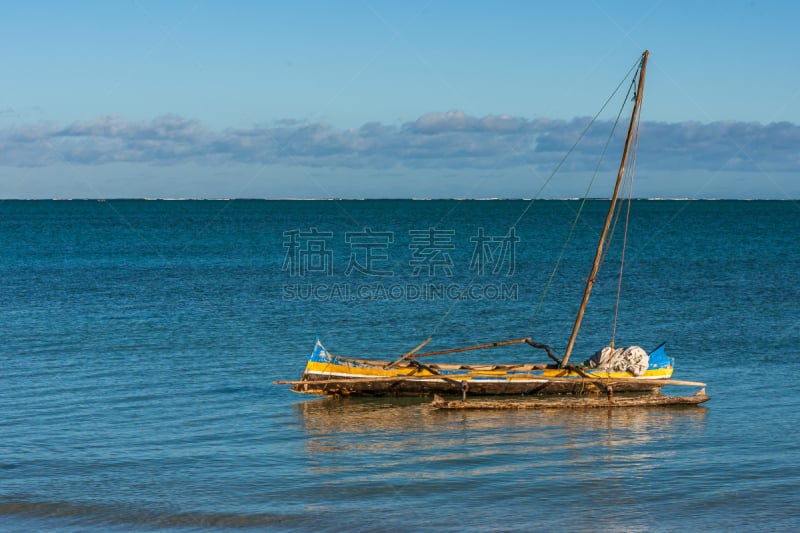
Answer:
top-left (1, 199), bottom-right (799, 532)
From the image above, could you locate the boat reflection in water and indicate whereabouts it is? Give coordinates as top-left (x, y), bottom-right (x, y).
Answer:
top-left (296, 397), bottom-right (708, 481)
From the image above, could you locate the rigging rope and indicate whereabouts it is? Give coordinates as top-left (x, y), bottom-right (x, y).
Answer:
top-left (611, 95), bottom-right (643, 346)
top-left (510, 55), bottom-right (642, 230)
top-left (526, 65), bottom-right (640, 337)
top-left (425, 54), bottom-right (645, 347)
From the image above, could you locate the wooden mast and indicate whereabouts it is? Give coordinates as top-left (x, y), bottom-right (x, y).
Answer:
top-left (560, 50), bottom-right (649, 367)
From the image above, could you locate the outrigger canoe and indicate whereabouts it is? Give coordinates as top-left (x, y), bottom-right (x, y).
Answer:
top-left (276, 51), bottom-right (708, 403)
top-left (279, 337), bottom-right (682, 397)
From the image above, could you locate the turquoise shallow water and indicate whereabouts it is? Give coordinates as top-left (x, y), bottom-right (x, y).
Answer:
top-left (1, 199), bottom-right (799, 532)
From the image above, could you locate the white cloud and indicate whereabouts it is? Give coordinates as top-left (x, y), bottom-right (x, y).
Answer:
top-left (1, 112), bottom-right (798, 178)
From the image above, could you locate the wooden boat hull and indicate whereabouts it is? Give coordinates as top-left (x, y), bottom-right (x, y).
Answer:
top-left (288, 339), bottom-right (675, 397)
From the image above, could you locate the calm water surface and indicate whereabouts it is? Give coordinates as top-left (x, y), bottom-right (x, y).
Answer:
top-left (1, 199), bottom-right (799, 532)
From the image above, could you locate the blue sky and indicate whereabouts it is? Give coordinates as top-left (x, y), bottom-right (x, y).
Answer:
top-left (1, 0), bottom-right (799, 199)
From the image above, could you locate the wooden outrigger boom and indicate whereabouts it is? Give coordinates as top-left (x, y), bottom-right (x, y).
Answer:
top-left (385, 337), bottom-right (432, 368)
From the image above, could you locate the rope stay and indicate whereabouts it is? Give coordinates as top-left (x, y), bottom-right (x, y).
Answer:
top-left (527, 57), bottom-right (641, 337)
top-left (560, 51), bottom-right (648, 367)
top-left (611, 92), bottom-right (643, 347)
top-left (422, 52), bottom-right (648, 363)
top-left (510, 55), bottom-right (643, 230)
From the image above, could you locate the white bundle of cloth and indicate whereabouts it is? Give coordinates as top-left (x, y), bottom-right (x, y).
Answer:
top-left (584, 345), bottom-right (650, 376)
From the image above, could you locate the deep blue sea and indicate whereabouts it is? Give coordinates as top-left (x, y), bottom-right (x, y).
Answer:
top-left (2, 199), bottom-right (799, 532)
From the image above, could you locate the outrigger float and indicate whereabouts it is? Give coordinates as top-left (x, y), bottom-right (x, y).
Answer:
top-left (430, 390), bottom-right (710, 410)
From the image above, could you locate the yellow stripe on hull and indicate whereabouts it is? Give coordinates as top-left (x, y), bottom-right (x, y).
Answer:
top-left (303, 360), bottom-right (673, 381)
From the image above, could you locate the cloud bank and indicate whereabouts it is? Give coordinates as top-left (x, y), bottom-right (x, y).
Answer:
top-left (1, 111), bottom-right (797, 174)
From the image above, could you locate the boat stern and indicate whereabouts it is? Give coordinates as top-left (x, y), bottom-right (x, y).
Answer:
top-left (645, 342), bottom-right (674, 376)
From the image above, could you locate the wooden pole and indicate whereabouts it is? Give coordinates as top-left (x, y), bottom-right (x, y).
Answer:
top-left (414, 337), bottom-right (531, 358)
top-left (384, 337), bottom-right (432, 368)
top-left (561, 50), bottom-right (649, 367)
